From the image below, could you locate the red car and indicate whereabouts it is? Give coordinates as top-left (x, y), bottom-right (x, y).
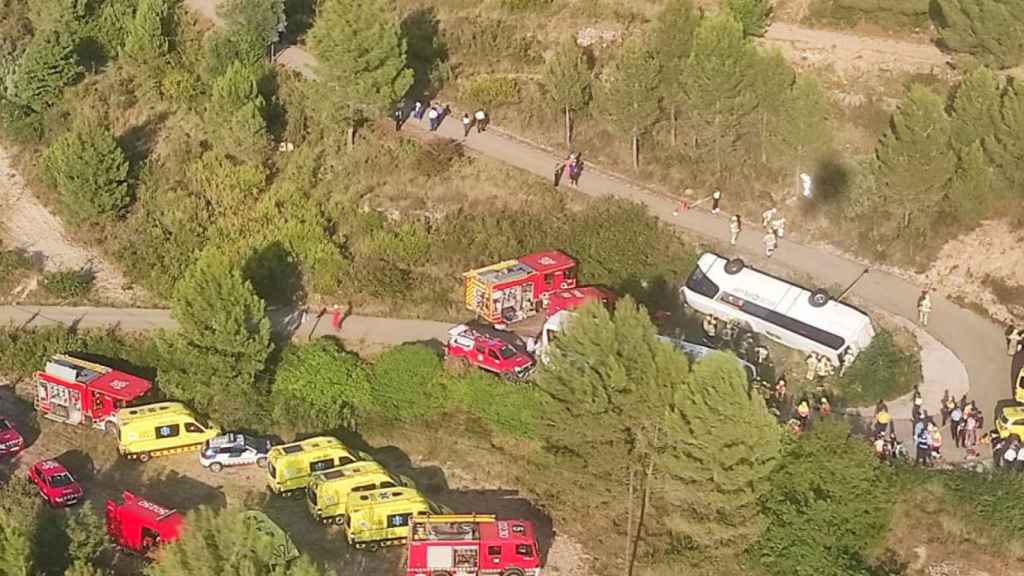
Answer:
top-left (0, 417), bottom-right (24, 458)
top-left (446, 324), bottom-right (535, 380)
top-left (28, 459), bottom-right (83, 507)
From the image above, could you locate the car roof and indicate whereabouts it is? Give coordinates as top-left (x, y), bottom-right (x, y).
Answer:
top-left (208, 433), bottom-right (246, 448)
top-left (34, 459), bottom-right (70, 477)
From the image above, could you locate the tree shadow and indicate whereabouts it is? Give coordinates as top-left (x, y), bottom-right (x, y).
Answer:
top-left (245, 241), bottom-right (307, 309)
top-left (402, 7), bottom-right (449, 99)
top-left (802, 152), bottom-right (852, 214)
top-left (118, 112), bottom-right (170, 178)
top-left (283, 0), bottom-right (318, 43)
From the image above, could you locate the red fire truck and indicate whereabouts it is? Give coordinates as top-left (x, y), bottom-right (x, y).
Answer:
top-left (464, 250), bottom-right (578, 326)
top-left (407, 514), bottom-right (542, 576)
top-left (34, 355), bottom-right (151, 433)
top-left (105, 491), bottom-right (183, 554)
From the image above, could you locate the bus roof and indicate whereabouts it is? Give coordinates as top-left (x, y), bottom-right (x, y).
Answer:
top-left (696, 253), bottom-right (873, 347)
top-left (116, 402), bottom-right (192, 425)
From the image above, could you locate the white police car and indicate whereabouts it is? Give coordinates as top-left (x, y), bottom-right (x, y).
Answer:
top-left (199, 433), bottom-right (271, 472)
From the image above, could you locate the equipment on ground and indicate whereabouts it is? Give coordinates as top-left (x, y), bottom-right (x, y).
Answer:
top-left (105, 491), bottom-right (183, 555)
top-left (406, 514), bottom-right (542, 576)
top-left (114, 401), bottom-right (221, 462)
top-left (266, 436), bottom-right (365, 496)
top-left (34, 355), bottom-right (151, 432)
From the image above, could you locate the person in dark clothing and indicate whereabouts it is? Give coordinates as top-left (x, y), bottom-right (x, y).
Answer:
top-left (915, 428), bottom-right (932, 466)
top-left (393, 105), bottom-right (405, 131)
top-left (569, 155), bottom-right (584, 186)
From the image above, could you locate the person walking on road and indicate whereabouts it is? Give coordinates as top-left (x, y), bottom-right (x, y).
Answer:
top-left (761, 207), bottom-right (777, 229)
top-left (461, 113), bottom-right (472, 137)
top-left (412, 101), bottom-right (424, 120)
top-left (711, 190), bottom-right (722, 214)
top-left (569, 154), bottom-right (584, 187)
top-left (917, 288), bottom-right (932, 326)
top-left (474, 109), bottom-right (488, 132)
top-left (427, 106), bottom-right (440, 131)
top-left (1007, 325), bottom-right (1023, 356)
top-left (729, 215), bottom-right (742, 246)
top-left (763, 231), bottom-right (778, 258)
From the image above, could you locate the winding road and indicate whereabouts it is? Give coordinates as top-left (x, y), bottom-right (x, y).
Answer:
top-left (2, 2), bottom-right (1012, 425)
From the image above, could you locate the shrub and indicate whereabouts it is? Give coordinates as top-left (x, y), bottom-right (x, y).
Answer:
top-left (499, 0), bottom-right (553, 14)
top-left (459, 76), bottom-right (520, 111)
top-left (941, 470), bottom-right (1024, 537)
top-left (445, 371), bottom-right (545, 437)
top-left (807, 0), bottom-right (929, 30)
top-left (40, 269), bottom-right (95, 300)
top-left (836, 330), bottom-right (921, 406)
top-left (727, 0), bottom-right (772, 36)
top-left (271, 340), bottom-right (372, 433)
top-left (369, 344), bottom-right (446, 421)
top-left (43, 122), bottom-right (131, 220)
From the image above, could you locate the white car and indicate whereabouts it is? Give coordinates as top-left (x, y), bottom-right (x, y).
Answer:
top-left (199, 433), bottom-right (271, 472)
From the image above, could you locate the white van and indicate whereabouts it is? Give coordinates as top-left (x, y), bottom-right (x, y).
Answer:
top-left (680, 252), bottom-right (874, 364)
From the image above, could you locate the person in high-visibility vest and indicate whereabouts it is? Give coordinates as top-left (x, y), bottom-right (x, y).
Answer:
top-left (930, 424), bottom-right (942, 459)
top-left (874, 407), bottom-right (891, 436)
top-left (796, 399), bottom-right (811, 429)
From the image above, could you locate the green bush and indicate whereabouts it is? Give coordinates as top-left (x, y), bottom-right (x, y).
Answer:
top-left (445, 371), bottom-right (545, 437)
top-left (271, 340), bottom-right (371, 433)
top-left (0, 326), bottom-right (158, 383)
top-left (836, 330), bottom-right (920, 406)
top-left (369, 344), bottom-right (446, 421)
top-left (940, 470), bottom-right (1024, 537)
top-left (459, 76), bottom-right (520, 111)
top-left (727, 0), bottom-right (772, 36)
top-left (807, 0), bottom-right (929, 29)
top-left (43, 121), bottom-right (131, 220)
top-left (443, 16), bottom-right (540, 68)
top-left (40, 269), bottom-right (95, 300)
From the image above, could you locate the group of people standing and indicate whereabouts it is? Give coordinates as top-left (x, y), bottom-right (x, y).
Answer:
top-left (724, 204), bottom-right (786, 257)
top-left (553, 152), bottom-right (584, 188)
top-left (395, 101), bottom-right (489, 135)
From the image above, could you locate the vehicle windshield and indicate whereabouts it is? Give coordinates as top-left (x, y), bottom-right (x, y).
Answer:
top-left (0, 420), bottom-right (10, 431)
top-left (499, 346), bottom-right (517, 359)
top-left (49, 473), bottom-right (75, 488)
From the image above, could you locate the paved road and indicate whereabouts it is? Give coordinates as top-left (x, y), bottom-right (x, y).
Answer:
top-left (183, 1), bottom-right (1015, 422)
top-left (0, 305), bottom-right (451, 348)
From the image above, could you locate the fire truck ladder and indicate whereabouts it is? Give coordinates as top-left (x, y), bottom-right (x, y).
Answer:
top-left (52, 354), bottom-right (112, 376)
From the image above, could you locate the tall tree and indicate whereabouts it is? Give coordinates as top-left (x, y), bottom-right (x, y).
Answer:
top-left (934, 0), bottom-right (1024, 69)
top-left (758, 421), bottom-right (894, 576)
top-left (874, 84), bottom-right (956, 236)
top-left (220, 0), bottom-right (286, 62)
top-left (43, 120), bottom-right (131, 220)
top-left (766, 76), bottom-right (832, 173)
top-left (145, 507), bottom-right (324, 576)
top-left (161, 247), bottom-right (271, 426)
top-left (0, 478), bottom-right (41, 576)
top-left (3, 26), bottom-right (80, 113)
top-left (654, 353), bottom-right (781, 560)
top-left (120, 0), bottom-right (172, 94)
top-left (950, 66), bottom-right (1002, 151)
top-left (682, 15), bottom-right (759, 175)
top-left (540, 38), bottom-right (591, 147)
top-left (595, 39), bottom-right (662, 170)
top-left (726, 0), bottom-right (772, 37)
top-left (945, 141), bottom-right (993, 223)
top-left (206, 61), bottom-right (269, 163)
top-left (307, 0), bottom-right (413, 149)
top-left (651, 0), bottom-right (698, 146)
top-left (987, 79), bottom-right (1024, 195)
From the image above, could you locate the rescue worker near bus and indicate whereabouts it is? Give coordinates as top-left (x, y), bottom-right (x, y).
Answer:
top-left (702, 315), bottom-right (718, 342)
top-left (874, 402), bottom-right (891, 436)
top-left (774, 376), bottom-right (787, 402)
top-left (770, 217), bottom-right (786, 239)
top-left (729, 215), bottom-right (741, 246)
top-left (711, 189), bottom-right (722, 214)
top-left (917, 288), bottom-right (932, 326)
top-left (930, 424), bottom-right (942, 460)
top-left (816, 356), bottom-right (834, 380)
top-left (761, 207), bottom-right (777, 229)
top-left (805, 353), bottom-right (818, 381)
top-left (763, 231), bottom-right (777, 258)
top-left (1007, 325), bottom-right (1023, 356)
top-left (840, 346), bottom-right (856, 377)
top-left (796, 399), bottom-right (811, 429)
top-left (817, 395), bottom-right (831, 417)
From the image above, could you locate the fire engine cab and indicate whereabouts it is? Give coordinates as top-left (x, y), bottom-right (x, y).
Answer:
top-left (34, 355), bottom-right (151, 432)
top-left (407, 514), bottom-right (542, 576)
top-left (105, 491), bottom-right (183, 554)
top-left (464, 250), bottom-right (578, 325)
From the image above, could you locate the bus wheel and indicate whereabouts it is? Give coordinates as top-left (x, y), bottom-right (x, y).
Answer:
top-left (138, 452), bottom-right (151, 463)
top-left (104, 422), bottom-right (119, 437)
top-left (333, 516), bottom-right (346, 526)
top-left (809, 289), bottom-right (831, 308)
top-left (724, 258), bottom-right (745, 275)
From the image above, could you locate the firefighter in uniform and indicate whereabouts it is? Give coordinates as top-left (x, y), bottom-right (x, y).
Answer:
top-left (840, 346), bottom-right (857, 377)
top-left (816, 356), bottom-right (834, 380)
top-left (917, 288), bottom-right (932, 326)
top-left (805, 353), bottom-right (818, 381)
top-left (763, 231), bottom-right (777, 257)
top-left (702, 315), bottom-right (718, 342)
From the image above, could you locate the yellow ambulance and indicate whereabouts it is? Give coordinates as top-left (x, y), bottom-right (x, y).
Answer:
top-left (266, 436), bottom-right (364, 496)
top-left (344, 487), bottom-right (434, 549)
top-left (114, 402), bottom-right (221, 462)
top-left (306, 461), bottom-right (410, 524)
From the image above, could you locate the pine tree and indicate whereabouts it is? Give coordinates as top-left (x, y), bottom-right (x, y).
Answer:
top-left (540, 38), bottom-right (591, 147)
top-left (536, 297), bottom-right (687, 481)
top-left (161, 247), bottom-right (271, 426)
top-left (307, 0), bottom-right (413, 149)
top-left (4, 26), bottom-right (80, 113)
top-left (120, 0), bottom-right (172, 94)
top-left (874, 84), bottom-right (956, 235)
top-left (654, 353), bottom-right (781, 559)
top-left (43, 120), bottom-right (131, 220)
top-left (758, 421), bottom-right (894, 576)
top-left (206, 61), bottom-right (268, 163)
top-left (987, 79), bottom-right (1024, 194)
top-left (220, 0), bottom-right (286, 63)
top-left (145, 507), bottom-right (322, 576)
top-left (726, 0), bottom-right (772, 37)
top-left (934, 0), bottom-right (1024, 69)
top-left (595, 39), bottom-right (662, 170)
top-left (0, 478), bottom-right (41, 576)
top-left (766, 75), bottom-right (832, 172)
top-left (945, 141), bottom-right (993, 223)
top-left (682, 15), bottom-right (759, 175)
top-left (65, 505), bottom-right (107, 567)
top-left (950, 66), bottom-right (1002, 151)
top-left (651, 0), bottom-right (698, 147)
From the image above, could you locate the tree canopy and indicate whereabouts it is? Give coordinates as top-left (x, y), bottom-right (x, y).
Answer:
top-left (541, 38), bottom-right (592, 145)
top-left (43, 120), bottom-right (131, 220)
top-left (271, 339), bottom-right (372, 432)
top-left (934, 0), bottom-right (1024, 69)
top-left (595, 39), bottom-right (662, 169)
